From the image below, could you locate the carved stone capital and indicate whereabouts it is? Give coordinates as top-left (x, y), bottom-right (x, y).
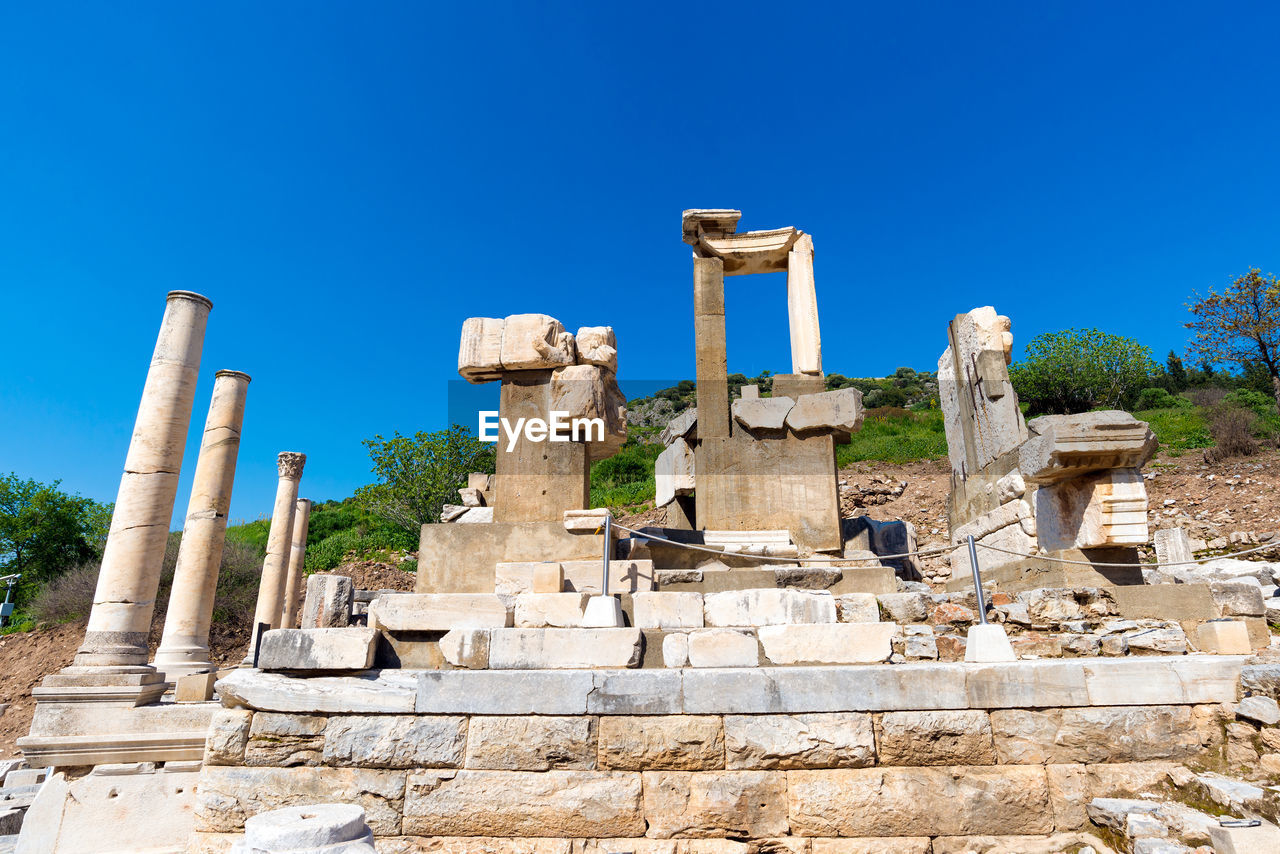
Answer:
top-left (276, 451), bottom-right (307, 479)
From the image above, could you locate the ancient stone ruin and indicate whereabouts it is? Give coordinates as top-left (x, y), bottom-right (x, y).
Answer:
top-left (12, 218), bottom-right (1280, 853)
top-left (939, 306), bottom-right (1159, 589)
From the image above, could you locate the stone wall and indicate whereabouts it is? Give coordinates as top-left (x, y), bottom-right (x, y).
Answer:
top-left (192, 657), bottom-right (1249, 852)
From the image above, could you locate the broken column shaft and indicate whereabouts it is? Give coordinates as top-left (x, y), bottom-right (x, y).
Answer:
top-left (74, 290), bottom-right (212, 669)
top-left (280, 498), bottom-right (312, 629)
top-left (153, 369), bottom-right (251, 680)
top-left (244, 452), bottom-right (306, 664)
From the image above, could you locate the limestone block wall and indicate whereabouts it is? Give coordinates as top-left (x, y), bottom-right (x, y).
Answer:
top-left (191, 657), bottom-right (1252, 852)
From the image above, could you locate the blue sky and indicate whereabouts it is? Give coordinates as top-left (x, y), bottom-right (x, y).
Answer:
top-left (2, 2), bottom-right (1278, 523)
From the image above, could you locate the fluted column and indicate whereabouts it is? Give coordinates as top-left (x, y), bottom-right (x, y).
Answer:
top-left (73, 291), bottom-right (212, 670)
top-left (244, 452), bottom-right (306, 664)
top-left (152, 370), bottom-right (251, 680)
top-left (279, 499), bottom-right (312, 629)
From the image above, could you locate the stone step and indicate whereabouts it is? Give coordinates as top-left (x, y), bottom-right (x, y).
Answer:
top-left (368, 594), bottom-right (512, 631)
top-left (217, 654), bottom-right (1247, 716)
top-left (655, 565), bottom-right (897, 595)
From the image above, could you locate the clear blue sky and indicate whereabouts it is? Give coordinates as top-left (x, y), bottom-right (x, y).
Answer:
top-left (2, 3), bottom-right (1278, 524)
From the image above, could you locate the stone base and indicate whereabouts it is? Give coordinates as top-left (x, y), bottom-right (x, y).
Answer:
top-left (658, 566), bottom-right (897, 595)
top-left (17, 697), bottom-right (218, 768)
top-left (416, 521), bottom-right (604, 594)
top-left (945, 550), bottom-right (1144, 592)
top-left (34, 666), bottom-right (169, 707)
top-left (18, 762), bottom-right (201, 853)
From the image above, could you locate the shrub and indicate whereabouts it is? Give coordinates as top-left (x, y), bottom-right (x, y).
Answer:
top-left (1186, 387), bottom-right (1229, 407)
top-left (836, 408), bottom-right (948, 465)
top-left (1134, 388), bottom-right (1191, 410)
top-left (1224, 388), bottom-right (1275, 414)
top-left (1134, 407), bottom-right (1211, 451)
top-left (1207, 405), bottom-right (1259, 461)
top-left (27, 560), bottom-right (100, 624)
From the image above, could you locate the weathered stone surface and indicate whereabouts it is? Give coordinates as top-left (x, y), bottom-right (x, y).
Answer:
top-left (218, 668), bottom-right (418, 714)
top-left (1019, 411), bottom-right (1157, 484)
top-left (403, 770), bottom-right (643, 837)
top-left (1197, 620), bottom-right (1252, 655)
top-left (1083, 656), bottom-right (1243, 705)
top-left (245, 712), bottom-right (326, 766)
top-left (759, 623), bottom-right (895, 664)
top-left (575, 326), bottom-right (617, 372)
top-left (662, 633), bottom-right (690, 668)
top-left (588, 669), bottom-right (684, 715)
top-left (370, 594), bottom-right (513, 631)
top-left (488, 628), bottom-right (643, 669)
top-left (195, 766), bottom-right (406, 835)
top-left (301, 574), bottom-right (354, 629)
top-left (494, 562), bottom-right (563, 596)
top-left (655, 438), bottom-right (696, 507)
top-left (236, 802), bottom-right (374, 851)
top-left (877, 593), bottom-right (929, 624)
top-left (731, 397), bottom-right (794, 432)
top-left (499, 314), bottom-right (574, 371)
top-left (323, 716), bottom-right (466, 769)
top-left (787, 766), bottom-right (1053, 837)
top-left (439, 628), bottom-right (490, 668)
top-left (1154, 527), bottom-right (1195, 567)
top-left (416, 670), bottom-right (596, 715)
top-left (369, 841), bottom-right (581, 854)
top-left (835, 593), bottom-right (880, 623)
top-left (951, 499), bottom-right (1032, 546)
top-left (1035, 468), bottom-right (1150, 550)
top-left (811, 840), bottom-right (932, 854)
top-left (1212, 580), bottom-right (1267, 617)
top-left (634, 592), bottom-right (705, 629)
top-left (204, 708), bottom-right (253, 765)
top-left (876, 710), bottom-right (996, 766)
top-left (458, 316), bottom-right (506, 381)
top-left (724, 713), bottom-right (874, 770)
top-left (560, 559), bottom-right (656, 594)
top-left (1242, 663), bottom-right (1280, 699)
top-left (990, 706), bottom-right (1203, 764)
top-left (703, 589), bottom-right (836, 627)
top-left (932, 835), bottom-right (1121, 854)
top-left (598, 716), bottom-right (724, 770)
top-left (514, 593), bottom-right (590, 628)
top-left (257, 628), bottom-right (378, 671)
top-left (687, 629), bottom-right (759, 668)
top-left (683, 663), bottom-right (969, 714)
top-left (661, 407), bottom-right (698, 446)
top-left (463, 716), bottom-right (596, 770)
top-left (786, 387), bottom-right (865, 434)
top-left (643, 770), bottom-right (787, 838)
top-left (1237, 694), bottom-right (1280, 726)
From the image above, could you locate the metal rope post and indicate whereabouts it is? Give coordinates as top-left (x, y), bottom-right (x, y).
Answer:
top-left (601, 514), bottom-right (612, 597)
top-left (967, 535), bottom-right (988, 625)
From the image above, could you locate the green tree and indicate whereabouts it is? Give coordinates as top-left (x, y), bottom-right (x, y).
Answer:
top-left (0, 474), bottom-right (112, 606)
top-left (1187, 268), bottom-right (1280, 408)
top-left (354, 426), bottom-right (495, 535)
top-left (1009, 329), bottom-right (1158, 415)
top-left (1165, 351), bottom-right (1187, 391)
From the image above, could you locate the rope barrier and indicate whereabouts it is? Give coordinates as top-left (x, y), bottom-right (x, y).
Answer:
top-left (606, 520), bottom-right (1280, 571)
top-left (608, 520), bottom-right (954, 564)
top-left (974, 537), bottom-right (1280, 568)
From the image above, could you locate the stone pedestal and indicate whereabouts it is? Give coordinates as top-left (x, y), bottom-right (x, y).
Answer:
top-left (154, 369), bottom-right (251, 680)
top-left (280, 499), bottom-right (313, 629)
top-left (244, 453), bottom-right (306, 664)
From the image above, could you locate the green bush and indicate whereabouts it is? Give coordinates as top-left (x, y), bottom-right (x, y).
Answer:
top-left (589, 441), bottom-right (662, 511)
top-left (1135, 388), bottom-right (1191, 410)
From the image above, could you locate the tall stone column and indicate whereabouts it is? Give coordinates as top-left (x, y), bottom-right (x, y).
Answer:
top-left (72, 291), bottom-right (213, 673)
top-left (279, 498), bottom-right (312, 629)
top-left (693, 255), bottom-right (729, 438)
top-left (152, 370), bottom-right (251, 680)
top-left (244, 452), bottom-right (306, 664)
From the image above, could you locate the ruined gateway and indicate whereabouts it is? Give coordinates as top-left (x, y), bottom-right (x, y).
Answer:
top-left (11, 212), bottom-right (1280, 854)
